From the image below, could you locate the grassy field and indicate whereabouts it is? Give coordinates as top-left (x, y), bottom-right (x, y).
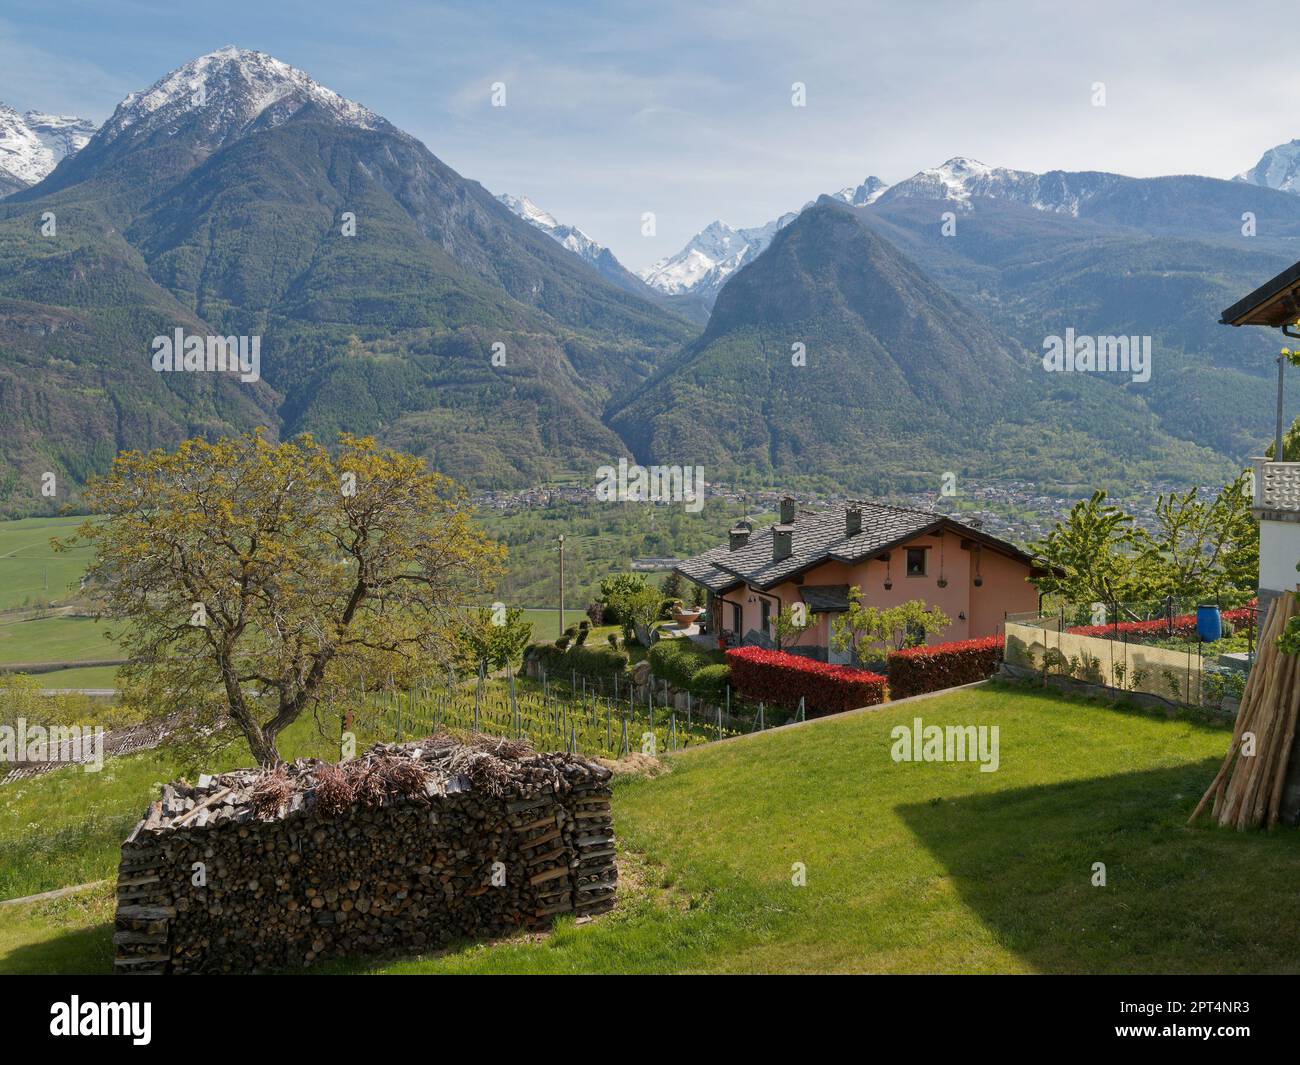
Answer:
top-left (32, 666), bottom-right (121, 689)
top-left (0, 516), bottom-right (92, 610)
top-left (6, 681), bottom-right (1300, 974)
top-left (0, 509), bottom-right (676, 678)
top-left (0, 615), bottom-right (119, 666)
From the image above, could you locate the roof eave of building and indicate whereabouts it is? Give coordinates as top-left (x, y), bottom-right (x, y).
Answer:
top-left (1220, 259), bottom-right (1300, 327)
top-left (680, 512), bottom-right (1037, 592)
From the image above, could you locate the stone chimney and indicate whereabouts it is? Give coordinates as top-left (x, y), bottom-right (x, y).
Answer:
top-left (729, 523), bottom-right (751, 551)
top-left (779, 496), bottom-right (796, 524)
top-left (845, 504), bottom-right (862, 537)
top-left (773, 524), bottom-right (794, 561)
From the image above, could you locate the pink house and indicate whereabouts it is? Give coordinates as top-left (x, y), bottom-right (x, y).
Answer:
top-left (675, 498), bottom-right (1042, 662)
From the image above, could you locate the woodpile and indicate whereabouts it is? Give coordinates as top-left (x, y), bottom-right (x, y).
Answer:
top-left (1190, 592), bottom-right (1300, 830)
top-left (113, 734), bottom-right (615, 974)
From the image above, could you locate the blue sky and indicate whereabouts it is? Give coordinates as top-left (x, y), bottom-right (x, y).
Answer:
top-left (1, 0), bottom-right (1296, 269)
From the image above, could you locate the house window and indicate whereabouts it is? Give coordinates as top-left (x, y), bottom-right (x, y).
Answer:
top-left (760, 599), bottom-right (771, 636)
top-left (906, 548), bottom-right (927, 577)
top-left (731, 601), bottom-right (742, 634)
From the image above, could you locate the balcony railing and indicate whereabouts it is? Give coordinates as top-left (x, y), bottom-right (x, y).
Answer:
top-left (1253, 457), bottom-right (1300, 511)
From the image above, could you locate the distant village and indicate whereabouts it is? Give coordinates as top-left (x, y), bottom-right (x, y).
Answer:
top-left (470, 477), bottom-right (1206, 561)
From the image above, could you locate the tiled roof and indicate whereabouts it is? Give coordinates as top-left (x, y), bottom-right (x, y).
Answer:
top-left (674, 543), bottom-right (743, 593)
top-left (1259, 462), bottom-right (1300, 512)
top-left (675, 501), bottom-right (1033, 592)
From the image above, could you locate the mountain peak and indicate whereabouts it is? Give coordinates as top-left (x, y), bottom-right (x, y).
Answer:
top-left (1235, 139), bottom-right (1300, 195)
top-left (832, 175), bottom-right (890, 206)
top-left (937, 156), bottom-right (993, 172)
top-left (497, 193), bottom-right (560, 231)
top-left (877, 157), bottom-right (1123, 215)
top-left (639, 214), bottom-right (795, 297)
top-left (0, 101), bottom-right (97, 191)
top-left (100, 46), bottom-right (387, 150)
top-left (495, 191), bottom-right (654, 297)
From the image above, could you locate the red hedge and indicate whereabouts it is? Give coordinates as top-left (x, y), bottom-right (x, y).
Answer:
top-left (725, 646), bottom-right (885, 716)
top-left (1066, 603), bottom-right (1255, 641)
top-left (887, 635), bottom-right (1004, 700)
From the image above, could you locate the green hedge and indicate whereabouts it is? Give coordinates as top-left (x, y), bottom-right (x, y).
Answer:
top-left (552, 643), bottom-right (630, 680)
top-left (690, 663), bottom-right (731, 699)
top-left (648, 639), bottom-right (728, 695)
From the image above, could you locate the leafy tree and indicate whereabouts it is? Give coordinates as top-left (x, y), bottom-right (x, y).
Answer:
top-left (831, 589), bottom-right (949, 661)
top-left (1264, 417), bottom-right (1300, 462)
top-left (659, 570), bottom-right (685, 600)
top-left (598, 572), bottom-right (649, 625)
top-left (61, 431), bottom-right (503, 766)
top-left (1030, 479), bottom-right (1257, 610)
top-left (1028, 490), bottom-right (1139, 605)
top-left (774, 602), bottom-right (819, 650)
top-left (1131, 474), bottom-right (1257, 603)
top-left (458, 606), bottom-right (534, 672)
top-left (622, 585), bottom-right (663, 646)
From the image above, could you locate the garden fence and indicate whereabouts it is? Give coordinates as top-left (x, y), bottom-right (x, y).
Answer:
top-left (1003, 597), bottom-right (1253, 710)
top-left (350, 661), bottom-right (805, 762)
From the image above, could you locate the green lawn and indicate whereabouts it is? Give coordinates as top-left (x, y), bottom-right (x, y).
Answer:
top-left (519, 608), bottom-right (573, 641)
top-left (6, 681), bottom-right (1300, 974)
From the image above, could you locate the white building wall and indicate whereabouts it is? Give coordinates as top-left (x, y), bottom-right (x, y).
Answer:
top-left (1259, 519), bottom-right (1300, 593)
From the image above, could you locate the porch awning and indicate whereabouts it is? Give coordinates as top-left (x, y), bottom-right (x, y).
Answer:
top-left (800, 584), bottom-right (851, 612)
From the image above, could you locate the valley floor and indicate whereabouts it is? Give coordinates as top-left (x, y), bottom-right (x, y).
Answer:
top-left (4, 682), bottom-right (1297, 974)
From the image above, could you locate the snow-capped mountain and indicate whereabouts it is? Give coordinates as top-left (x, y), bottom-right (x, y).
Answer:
top-left (26, 111), bottom-right (97, 159)
top-left (31, 46), bottom-right (400, 202)
top-left (877, 157), bottom-right (1122, 215)
top-left (637, 158), bottom-right (1128, 304)
top-left (497, 193), bottom-right (609, 266)
top-left (496, 192), bottom-right (656, 297)
top-left (832, 175), bottom-right (890, 206)
top-left (1235, 139), bottom-right (1300, 196)
top-left (0, 104), bottom-right (96, 193)
top-left (638, 176), bottom-right (888, 302)
top-left (94, 46), bottom-right (389, 156)
top-left (638, 213), bottom-right (798, 300)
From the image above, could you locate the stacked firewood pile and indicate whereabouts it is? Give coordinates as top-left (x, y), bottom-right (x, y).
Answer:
top-left (1191, 592), bottom-right (1300, 830)
top-left (113, 734), bottom-right (615, 974)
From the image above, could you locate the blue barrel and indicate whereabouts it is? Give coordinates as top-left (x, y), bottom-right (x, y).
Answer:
top-left (1196, 605), bottom-right (1222, 643)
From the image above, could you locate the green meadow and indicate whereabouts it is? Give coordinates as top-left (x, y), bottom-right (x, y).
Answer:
top-left (3, 683), bottom-right (1294, 975)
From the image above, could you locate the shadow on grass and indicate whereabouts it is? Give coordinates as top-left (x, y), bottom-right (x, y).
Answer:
top-left (896, 756), bottom-right (1300, 974)
top-left (0, 917), bottom-right (113, 976)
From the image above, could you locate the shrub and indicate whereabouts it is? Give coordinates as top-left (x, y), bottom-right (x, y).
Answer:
top-left (573, 626), bottom-right (589, 646)
top-left (555, 635), bottom-right (571, 651)
top-left (598, 573), bottom-right (651, 626)
top-left (659, 597), bottom-right (683, 621)
top-left (648, 639), bottom-right (724, 690)
top-left (1066, 603), bottom-right (1255, 641)
top-left (586, 601), bottom-right (606, 626)
top-left (525, 641), bottom-right (566, 671)
top-left (725, 646), bottom-right (885, 716)
top-left (887, 636), bottom-right (1004, 700)
top-left (563, 643), bottom-right (631, 680)
top-left (690, 663), bottom-right (731, 699)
